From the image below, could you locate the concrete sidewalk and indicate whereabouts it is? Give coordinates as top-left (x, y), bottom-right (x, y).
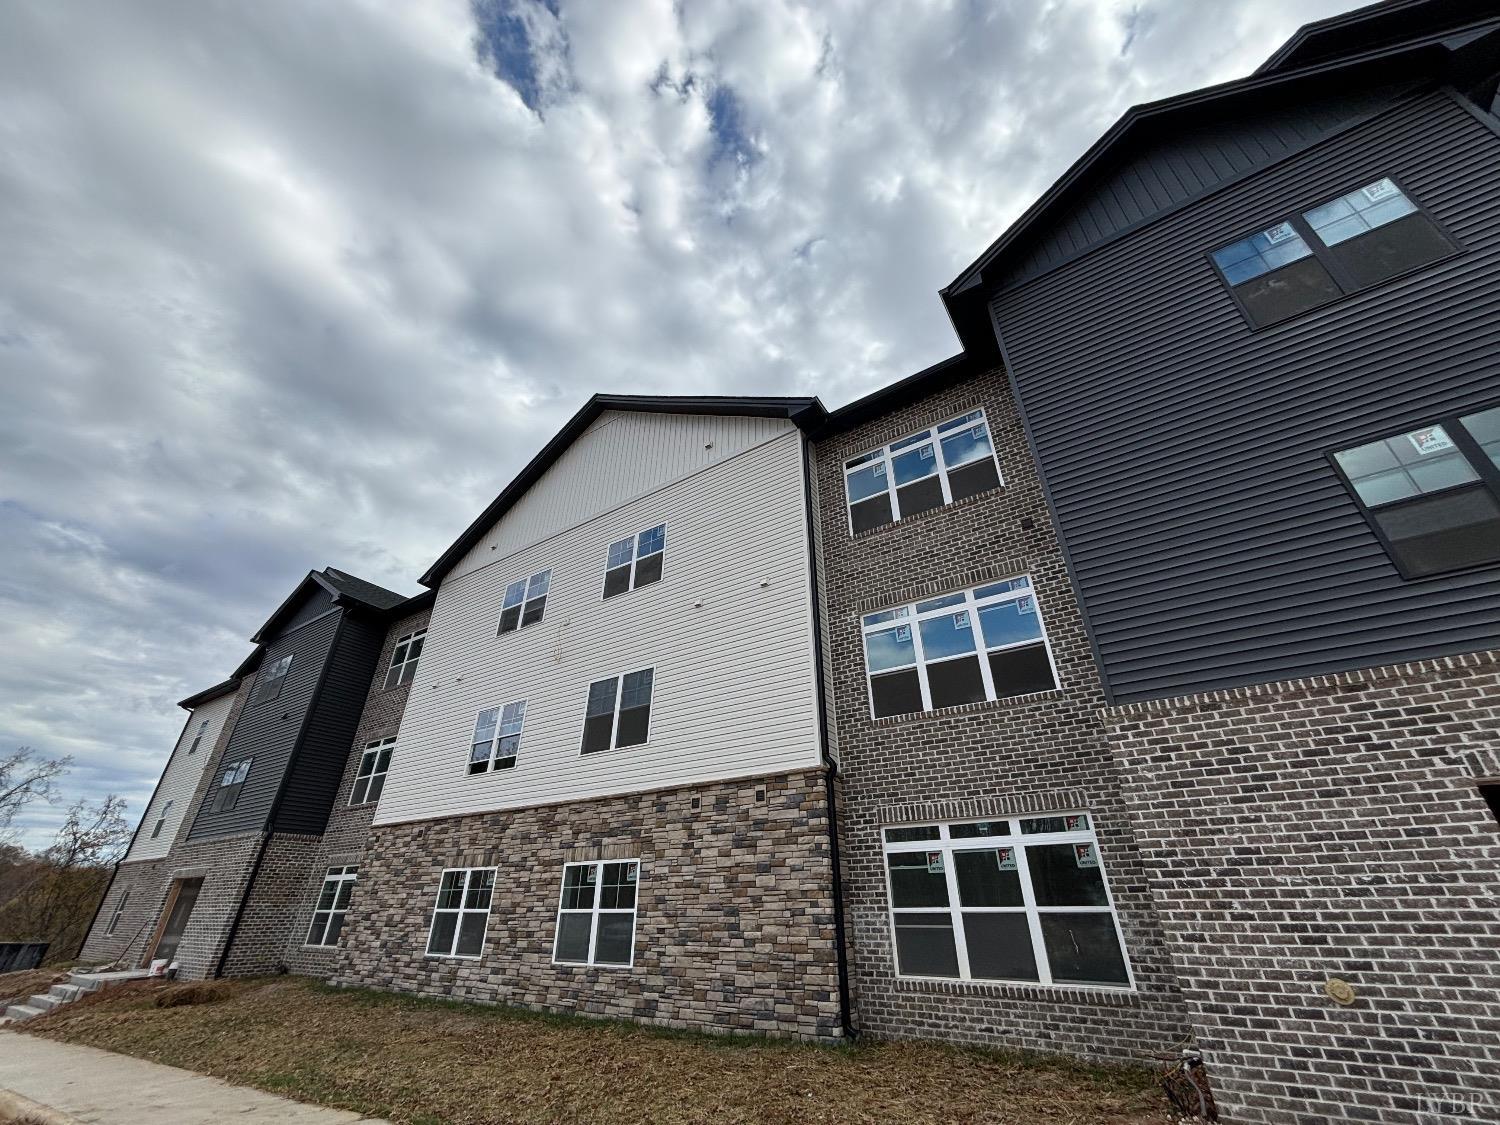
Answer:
top-left (0, 1031), bottom-right (389, 1123)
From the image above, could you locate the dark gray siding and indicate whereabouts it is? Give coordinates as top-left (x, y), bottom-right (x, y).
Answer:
top-left (993, 90), bottom-right (1500, 701)
top-left (995, 82), bottom-right (1416, 291)
top-left (187, 609), bottom-right (342, 838)
top-left (277, 587), bottom-right (338, 634)
top-left (272, 612), bottom-right (387, 835)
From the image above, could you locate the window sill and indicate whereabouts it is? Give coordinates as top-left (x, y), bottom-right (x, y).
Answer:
top-left (894, 976), bottom-right (1138, 1005)
top-left (872, 689), bottom-right (1066, 727)
top-left (552, 960), bottom-right (636, 971)
top-left (851, 483), bottom-right (1007, 541)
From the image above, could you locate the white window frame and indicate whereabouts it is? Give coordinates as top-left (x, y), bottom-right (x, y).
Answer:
top-left (384, 629), bottom-right (426, 689)
top-left (304, 865), bottom-right (358, 947)
top-left (466, 700), bottom-right (526, 774)
top-left (551, 859), bottom-right (640, 969)
top-left (149, 799), bottom-right (173, 840)
top-left (578, 666), bottom-right (655, 755)
top-left (254, 654), bottom-right (293, 703)
top-left (105, 890), bottom-right (129, 935)
top-left (350, 737), bottom-right (395, 805)
top-left (843, 409), bottom-right (1004, 534)
top-left (860, 575), bottom-right (1059, 719)
top-left (187, 718), bottom-right (209, 754)
top-left (600, 523), bottom-right (667, 600)
top-left (424, 867), bottom-right (495, 960)
top-left (881, 814), bottom-right (1134, 991)
top-left (497, 569), bottom-right (552, 635)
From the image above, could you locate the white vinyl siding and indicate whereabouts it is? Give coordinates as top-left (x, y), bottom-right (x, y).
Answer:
top-left (374, 425), bottom-right (820, 826)
top-left (124, 689), bottom-right (238, 862)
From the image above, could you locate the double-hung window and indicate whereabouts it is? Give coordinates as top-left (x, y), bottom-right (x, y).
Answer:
top-left (844, 410), bottom-right (1003, 533)
top-left (210, 758), bottom-right (252, 813)
top-left (187, 718), bottom-right (209, 754)
top-left (150, 800), bottom-right (173, 840)
top-left (425, 868), bottom-right (494, 958)
top-left (468, 701), bottom-right (525, 774)
top-left (883, 815), bottom-right (1131, 988)
top-left (253, 654), bottom-right (292, 704)
top-left (350, 738), bottom-right (394, 805)
top-left (1211, 176), bottom-right (1456, 329)
top-left (862, 577), bottom-right (1057, 718)
top-left (553, 860), bottom-right (639, 967)
top-left (384, 629), bottom-right (426, 688)
top-left (603, 524), bottom-right (666, 598)
top-left (105, 891), bottom-right (129, 935)
top-left (581, 669), bottom-right (654, 753)
top-left (498, 570), bottom-right (551, 634)
top-left (1331, 406), bottom-right (1500, 578)
top-left (305, 866), bottom-right (357, 947)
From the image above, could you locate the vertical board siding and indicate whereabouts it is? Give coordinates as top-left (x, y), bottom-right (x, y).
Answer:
top-left (994, 91), bottom-right (1500, 701)
top-left (374, 429), bottom-right (821, 826)
top-left (273, 612), bottom-right (389, 835)
top-left (448, 412), bottom-right (797, 581)
top-left (124, 691), bottom-right (236, 862)
top-left (187, 609), bottom-right (342, 839)
top-left (996, 82), bottom-right (1415, 290)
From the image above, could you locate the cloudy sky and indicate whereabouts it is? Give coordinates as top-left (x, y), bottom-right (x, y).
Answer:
top-left (0, 0), bottom-right (1369, 847)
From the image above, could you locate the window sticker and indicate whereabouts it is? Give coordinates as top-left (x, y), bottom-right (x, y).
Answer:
top-left (1263, 221), bottom-right (1298, 245)
top-left (625, 866), bottom-right (637, 882)
top-left (873, 461), bottom-right (887, 477)
top-left (953, 611), bottom-right (971, 630)
top-left (1017, 596), bottom-right (1034, 614)
top-left (920, 446), bottom-right (934, 460)
top-left (1362, 178), bottom-right (1400, 202)
top-left (895, 624), bottom-right (910, 642)
top-left (584, 867), bottom-right (597, 883)
top-left (1407, 426), bottom-right (1454, 456)
top-left (1074, 843), bottom-right (1099, 868)
top-left (1065, 814), bottom-right (1086, 831)
top-left (926, 852), bottom-right (945, 874)
top-left (996, 847), bottom-right (1017, 872)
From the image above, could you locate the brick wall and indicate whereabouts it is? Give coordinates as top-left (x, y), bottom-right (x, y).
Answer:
top-left (1106, 651), bottom-right (1500, 1124)
top-left (78, 857), bottom-right (170, 966)
top-left (333, 767), bottom-right (844, 1040)
top-left (811, 368), bottom-right (1190, 1060)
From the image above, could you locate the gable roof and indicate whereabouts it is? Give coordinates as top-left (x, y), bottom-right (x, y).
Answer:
top-left (250, 567), bottom-right (411, 643)
top-left (1256, 0), bottom-right (1495, 75)
top-left (419, 394), bottom-right (826, 588)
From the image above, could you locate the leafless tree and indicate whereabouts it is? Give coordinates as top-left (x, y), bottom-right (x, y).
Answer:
top-left (0, 747), bottom-right (70, 847)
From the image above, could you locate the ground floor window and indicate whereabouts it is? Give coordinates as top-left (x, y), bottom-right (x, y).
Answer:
top-left (426, 868), bottom-right (494, 959)
top-left (105, 890), bottom-right (129, 935)
top-left (882, 814), bottom-right (1131, 988)
top-left (553, 860), bottom-right (639, 967)
top-left (305, 866), bottom-right (358, 947)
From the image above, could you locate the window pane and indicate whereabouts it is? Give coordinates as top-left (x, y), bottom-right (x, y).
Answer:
top-left (887, 851), bottom-right (950, 908)
top-left (561, 866), bottom-right (597, 910)
top-left (366, 774), bottom-right (385, 803)
top-left (978, 598), bottom-right (1044, 650)
top-left (637, 525), bottom-right (665, 557)
top-left (594, 914), bottom-right (635, 964)
top-left (896, 476), bottom-right (945, 518)
top-left (870, 668), bottom-right (923, 718)
top-left (917, 611), bottom-right (977, 660)
top-left (976, 577), bottom-right (1030, 599)
top-left (851, 493), bottom-right (894, 533)
top-left (1373, 487), bottom-right (1500, 576)
top-left (892, 914), bottom-right (959, 977)
top-left (949, 821), bottom-right (1008, 840)
top-left (606, 537), bottom-right (634, 569)
top-left (915, 593), bottom-right (965, 612)
top-left (455, 913), bottom-right (488, 957)
top-left (954, 848), bottom-right (1023, 907)
top-left (988, 644), bottom-right (1056, 697)
top-left (939, 423), bottom-right (993, 469)
top-left (333, 880), bottom-right (356, 910)
top-left (1040, 912), bottom-right (1129, 985)
top-left (947, 458), bottom-right (1001, 502)
top-left (1211, 223), bottom-right (1312, 284)
top-left (1303, 179), bottom-right (1416, 246)
top-left (582, 714), bottom-right (614, 753)
top-left (938, 410), bottom-right (983, 433)
top-left (465, 871), bottom-right (494, 910)
top-left (1026, 843), bottom-right (1110, 907)
top-left (633, 551), bottom-right (664, 587)
top-left (427, 912), bottom-right (457, 956)
top-left (502, 579), bottom-right (526, 608)
top-left (865, 625), bottom-right (915, 672)
top-left (620, 668), bottom-right (653, 709)
top-left (1020, 814), bottom-right (1089, 835)
top-left (555, 913), bottom-right (592, 962)
top-left (884, 825), bottom-right (940, 842)
top-left (526, 570), bottom-right (550, 598)
top-left (1336, 426), bottom-right (1477, 506)
top-left (406, 633), bottom-right (424, 661)
top-left (498, 605), bottom-right (522, 633)
top-left (325, 912), bottom-right (345, 946)
top-left (892, 445), bottom-right (938, 485)
top-left (602, 566), bottom-right (631, 599)
top-left (1460, 406), bottom-right (1500, 470)
top-left (926, 655), bottom-right (986, 709)
top-left (472, 708), bottom-right (498, 745)
top-left (1233, 255), bottom-right (1341, 328)
top-left (586, 678), bottom-right (618, 717)
top-left (616, 706), bottom-right (650, 747)
top-left (437, 871), bottom-right (465, 909)
top-left (308, 913), bottom-right (330, 945)
top-left (500, 701), bottom-right (526, 734)
top-left (846, 462), bottom-right (888, 503)
top-left (1331, 212), bottom-right (1452, 289)
top-left (317, 881), bottom-right (338, 911)
top-left (962, 913), bottom-right (1039, 982)
top-left (520, 596), bottom-right (547, 627)
top-left (599, 863), bottom-right (637, 910)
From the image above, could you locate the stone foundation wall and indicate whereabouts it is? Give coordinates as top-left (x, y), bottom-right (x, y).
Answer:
top-left (1106, 651), bottom-right (1500, 1125)
top-left (334, 767), bottom-right (843, 1039)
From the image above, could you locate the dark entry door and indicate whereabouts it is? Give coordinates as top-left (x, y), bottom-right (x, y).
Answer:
top-left (151, 877), bottom-right (203, 963)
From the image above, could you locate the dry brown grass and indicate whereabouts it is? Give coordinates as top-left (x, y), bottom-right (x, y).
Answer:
top-left (23, 976), bottom-right (1172, 1125)
top-left (0, 968), bottom-right (64, 1008)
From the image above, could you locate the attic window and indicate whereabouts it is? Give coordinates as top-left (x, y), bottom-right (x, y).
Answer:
top-left (1210, 177), bottom-right (1456, 329)
top-left (253, 654), bottom-right (292, 704)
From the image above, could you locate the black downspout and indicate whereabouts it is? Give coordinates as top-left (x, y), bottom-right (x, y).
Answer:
top-left (803, 436), bottom-right (855, 1040)
top-left (215, 611), bottom-right (349, 978)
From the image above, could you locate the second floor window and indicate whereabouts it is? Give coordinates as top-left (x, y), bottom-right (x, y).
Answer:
top-left (603, 524), bottom-right (665, 598)
top-left (862, 577), bottom-right (1058, 718)
top-left (844, 409), bottom-right (1003, 534)
top-left (581, 669), bottom-right (653, 753)
top-left (253, 654), bottom-right (292, 704)
top-left (210, 758), bottom-right (252, 813)
top-left (498, 570), bottom-right (551, 634)
top-left (150, 800), bottom-right (174, 840)
top-left (468, 702), bottom-right (525, 774)
top-left (384, 629), bottom-right (426, 689)
top-left (1331, 406), bottom-right (1500, 578)
top-left (187, 718), bottom-right (209, 754)
top-left (350, 738), bottom-right (394, 805)
top-left (1210, 176), bottom-right (1455, 329)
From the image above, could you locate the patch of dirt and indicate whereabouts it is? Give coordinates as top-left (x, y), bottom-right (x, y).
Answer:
top-left (0, 969), bottom-right (66, 1008)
